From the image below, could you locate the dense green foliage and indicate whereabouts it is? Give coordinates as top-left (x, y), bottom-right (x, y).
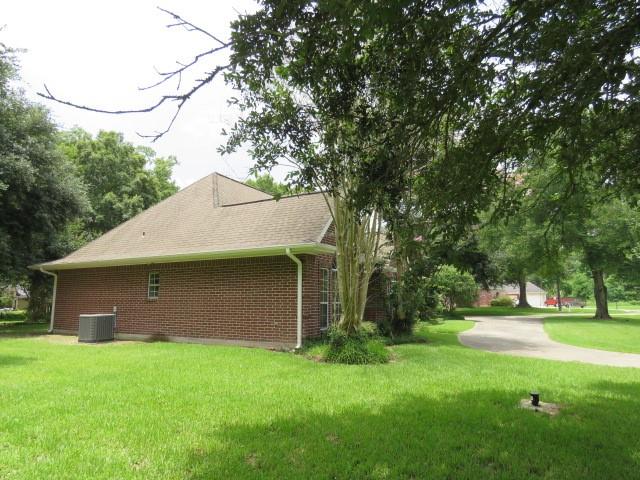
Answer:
top-left (325, 324), bottom-right (390, 364)
top-left (58, 128), bottom-right (178, 239)
top-left (3, 322), bottom-right (640, 478)
top-left (245, 173), bottom-right (296, 198)
top-left (222, 0), bottom-right (639, 332)
top-left (431, 265), bottom-right (478, 312)
top-left (0, 48), bottom-right (87, 286)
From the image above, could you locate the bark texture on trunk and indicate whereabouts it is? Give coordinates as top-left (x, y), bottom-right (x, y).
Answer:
top-left (516, 275), bottom-right (531, 308)
top-left (556, 279), bottom-right (562, 312)
top-left (592, 269), bottom-right (611, 319)
top-left (332, 191), bottom-right (382, 334)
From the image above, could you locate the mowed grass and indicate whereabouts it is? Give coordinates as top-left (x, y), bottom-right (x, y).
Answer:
top-left (2, 322), bottom-right (640, 479)
top-left (544, 315), bottom-right (640, 354)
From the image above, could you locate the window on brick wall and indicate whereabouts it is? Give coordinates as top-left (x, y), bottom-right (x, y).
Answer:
top-left (148, 272), bottom-right (160, 299)
top-left (320, 268), bottom-right (329, 329)
top-left (332, 268), bottom-right (341, 324)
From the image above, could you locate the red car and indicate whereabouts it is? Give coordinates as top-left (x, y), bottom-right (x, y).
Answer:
top-left (545, 297), bottom-right (586, 308)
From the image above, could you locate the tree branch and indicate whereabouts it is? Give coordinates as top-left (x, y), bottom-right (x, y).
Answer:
top-left (157, 7), bottom-right (227, 46)
top-left (35, 7), bottom-right (231, 141)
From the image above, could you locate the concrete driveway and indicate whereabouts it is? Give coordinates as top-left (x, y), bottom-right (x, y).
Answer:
top-left (459, 315), bottom-right (640, 368)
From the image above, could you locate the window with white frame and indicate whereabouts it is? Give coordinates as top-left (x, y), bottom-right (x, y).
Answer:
top-left (332, 268), bottom-right (341, 324)
top-left (148, 272), bottom-right (160, 299)
top-left (320, 268), bottom-right (329, 329)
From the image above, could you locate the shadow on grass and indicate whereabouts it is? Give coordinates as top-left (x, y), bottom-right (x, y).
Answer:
top-left (0, 354), bottom-right (36, 367)
top-left (182, 385), bottom-right (640, 479)
top-left (0, 322), bottom-right (49, 338)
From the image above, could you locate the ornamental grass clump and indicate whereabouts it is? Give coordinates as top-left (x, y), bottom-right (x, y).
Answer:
top-left (325, 324), bottom-right (390, 365)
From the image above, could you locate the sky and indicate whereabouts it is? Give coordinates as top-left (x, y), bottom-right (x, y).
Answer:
top-left (2, 0), bottom-right (291, 188)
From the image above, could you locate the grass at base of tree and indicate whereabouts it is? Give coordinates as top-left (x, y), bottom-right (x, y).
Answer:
top-left (2, 320), bottom-right (640, 478)
top-left (544, 315), bottom-right (640, 354)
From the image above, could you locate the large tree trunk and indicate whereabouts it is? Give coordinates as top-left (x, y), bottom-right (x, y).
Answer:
top-left (516, 274), bottom-right (531, 308)
top-left (592, 269), bottom-right (611, 319)
top-left (27, 272), bottom-right (51, 322)
top-left (556, 278), bottom-right (562, 312)
top-left (332, 190), bottom-right (382, 335)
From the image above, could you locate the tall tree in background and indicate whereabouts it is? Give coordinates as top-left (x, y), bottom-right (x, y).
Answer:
top-left (526, 158), bottom-right (640, 319)
top-left (223, 1), bottom-right (516, 334)
top-left (57, 128), bottom-right (179, 239)
top-left (0, 46), bottom-right (88, 319)
top-left (245, 173), bottom-right (295, 198)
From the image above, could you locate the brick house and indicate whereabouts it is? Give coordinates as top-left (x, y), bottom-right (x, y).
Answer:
top-left (474, 282), bottom-right (547, 308)
top-left (33, 173), bottom-right (386, 348)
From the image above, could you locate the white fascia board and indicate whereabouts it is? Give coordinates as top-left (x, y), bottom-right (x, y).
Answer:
top-left (32, 243), bottom-right (336, 271)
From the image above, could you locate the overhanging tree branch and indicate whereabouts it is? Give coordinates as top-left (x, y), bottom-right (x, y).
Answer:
top-left (36, 7), bottom-right (230, 142)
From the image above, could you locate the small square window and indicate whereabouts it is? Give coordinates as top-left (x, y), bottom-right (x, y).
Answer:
top-left (148, 272), bottom-right (160, 299)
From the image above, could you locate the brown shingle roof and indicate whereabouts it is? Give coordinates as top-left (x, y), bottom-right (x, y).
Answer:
top-left (37, 173), bottom-right (334, 270)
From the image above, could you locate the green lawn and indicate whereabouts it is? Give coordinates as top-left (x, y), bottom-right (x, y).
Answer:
top-left (544, 315), bottom-right (640, 354)
top-left (2, 322), bottom-right (640, 479)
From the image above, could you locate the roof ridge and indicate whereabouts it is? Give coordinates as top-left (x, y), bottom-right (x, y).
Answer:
top-left (221, 191), bottom-right (324, 208)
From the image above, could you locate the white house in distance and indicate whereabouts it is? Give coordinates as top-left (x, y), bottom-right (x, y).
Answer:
top-left (475, 282), bottom-right (547, 307)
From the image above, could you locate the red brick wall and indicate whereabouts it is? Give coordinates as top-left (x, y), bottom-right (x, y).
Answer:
top-left (53, 246), bottom-right (387, 345)
top-left (364, 271), bottom-right (387, 324)
top-left (54, 256), bottom-right (299, 345)
top-left (474, 289), bottom-right (496, 307)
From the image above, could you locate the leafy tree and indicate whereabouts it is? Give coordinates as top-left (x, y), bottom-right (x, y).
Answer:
top-left (222, 1), bottom-right (519, 335)
top-left (564, 271), bottom-right (593, 301)
top-left (526, 159), bottom-right (640, 319)
top-left (431, 265), bottom-right (478, 313)
top-left (0, 46), bottom-right (88, 319)
top-left (607, 276), bottom-right (628, 308)
top-left (245, 173), bottom-right (296, 198)
top-left (478, 213), bottom-right (541, 308)
top-left (57, 128), bottom-right (179, 238)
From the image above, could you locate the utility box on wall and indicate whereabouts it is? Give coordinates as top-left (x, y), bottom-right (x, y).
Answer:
top-left (78, 314), bottom-right (115, 343)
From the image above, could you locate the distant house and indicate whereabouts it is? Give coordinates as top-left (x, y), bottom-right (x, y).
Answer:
top-left (1, 286), bottom-right (29, 310)
top-left (475, 282), bottom-right (546, 308)
top-left (12, 286), bottom-right (29, 310)
top-left (32, 173), bottom-right (385, 348)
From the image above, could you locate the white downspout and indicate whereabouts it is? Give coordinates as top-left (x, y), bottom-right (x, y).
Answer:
top-left (39, 267), bottom-right (57, 333)
top-left (285, 248), bottom-right (303, 349)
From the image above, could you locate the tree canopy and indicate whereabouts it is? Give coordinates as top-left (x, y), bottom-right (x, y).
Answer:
top-left (0, 47), bottom-right (87, 285)
top-left (57, 128), bottom-right (179, 239)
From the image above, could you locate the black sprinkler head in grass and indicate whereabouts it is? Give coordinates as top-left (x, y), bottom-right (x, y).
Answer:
top-left (530, 391), bottom-right (540, 406)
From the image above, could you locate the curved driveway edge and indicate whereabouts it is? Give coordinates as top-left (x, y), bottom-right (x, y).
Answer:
top-left (459, 315), bottom-right (640, 368)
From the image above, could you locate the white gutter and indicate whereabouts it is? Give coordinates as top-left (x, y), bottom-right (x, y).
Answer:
top-left (285, 248), bottom-right (303, 349)
top-left (31, 242), bottom-right (336, 271)
top-left (39, 267), bottom-right (57, 333)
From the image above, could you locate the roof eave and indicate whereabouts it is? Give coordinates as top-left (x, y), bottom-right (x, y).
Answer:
top-left (30, 243), bottom-right (336, 271)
